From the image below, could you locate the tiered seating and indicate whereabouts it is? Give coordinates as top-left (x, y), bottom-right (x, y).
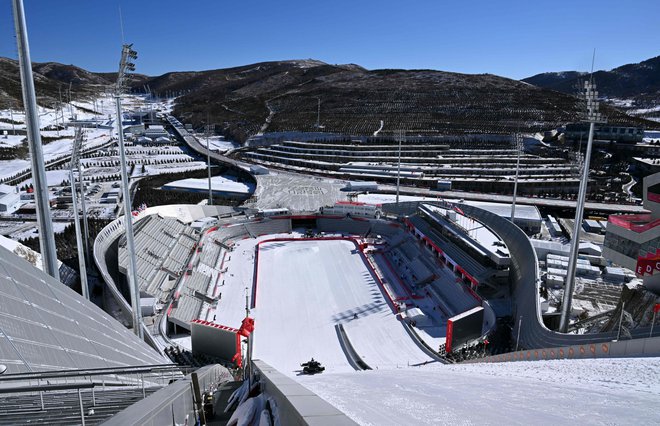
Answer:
top-left (408, 258), bottom-right (433, 283)
top-left (369, 221), bottom-right (404, 238)
top-left (164, 345), bottom-right (232, 369)
top-left (199, 241), bottom-right (221, 268)
top-left (144, 269), bottom-right (170, 300)
top-left (429, 274), bottom-right (478, 315)
top-left (317, 218), bottom-right (371, 236)
top-left (399, 239), bottom-right (419, 261)
top-left (169, 294), bottom-right (203, 329)
top-left (408, 215), bottom-right (492, 282)
top-left (215, 224), bottom-right (249, 244)
top-left (185, 271), bottom-right (211, 295)
top-left (245, 218), bottom-right (292, 237)
top-left (117, 215), bottom-right (200, 299)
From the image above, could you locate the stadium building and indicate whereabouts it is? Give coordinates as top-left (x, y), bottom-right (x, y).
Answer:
top-left (238, 137), bottom-right (583, 196)
top-left (603, 171), bottom-right (660, 292)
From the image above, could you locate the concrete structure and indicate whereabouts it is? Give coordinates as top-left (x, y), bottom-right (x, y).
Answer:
top-left (240, 138), bottom-right (582, 196)
top-left (565, 123), bottom-right (644, 143)
top-left (136, 136), bottom-right (153, 144)
top-left (144, 124), bottom-right (168, 140)
top-left (249, 164), bottom-right (269, 175)
top-left (584, 219), bottom-right (604, 233)
top-left (462, 200), bottom-right (542, 234)
top-left (603, 171), bottom-right (660, 292)
top-left (345, 180), bottom-right (378, 191)
top-left (0, 184), bottom-right (20, 212)
top-left (124, 123), bottom-right (145, 136)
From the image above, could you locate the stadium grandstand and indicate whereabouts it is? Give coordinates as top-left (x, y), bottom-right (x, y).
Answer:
top-left (86, 197), bottom-right (660, 423)
top-left (117, 215), bottom-right (199, 302)
top-left (237, 137), bottom-right (584, 196)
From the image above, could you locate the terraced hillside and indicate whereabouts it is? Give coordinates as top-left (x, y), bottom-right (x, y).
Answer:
top-left (156, 60), bottom-right (655, 142)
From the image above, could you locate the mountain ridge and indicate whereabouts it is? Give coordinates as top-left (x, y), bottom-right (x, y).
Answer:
top-left (1, 56), bottom-right (658, 141)
top-left (523, 56), bottom-right (660, 106)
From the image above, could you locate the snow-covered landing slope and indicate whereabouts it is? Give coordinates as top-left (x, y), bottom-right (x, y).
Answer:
top-left (252, 239), bottom-right (432, 375)
top-left (300, 357), bottom-right (660, 425)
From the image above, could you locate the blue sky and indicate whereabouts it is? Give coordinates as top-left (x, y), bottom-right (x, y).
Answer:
top-left (0, 0), bottom-right (658, 80)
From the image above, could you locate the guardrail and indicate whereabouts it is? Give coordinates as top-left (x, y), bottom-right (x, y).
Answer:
top-left (335, 324), bottom-right (372, 371)
top-left (103, 364), bottom-right (233, 426)
top-left (467, 335), bottom-right (660, 364)
top-left (251, 360), bottom-right (357, 426)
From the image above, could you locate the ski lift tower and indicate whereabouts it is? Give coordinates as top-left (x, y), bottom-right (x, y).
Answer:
top-left (559, 79), bottom-right (606, 333)
top-left (114, 43), bottom-right (143, 338)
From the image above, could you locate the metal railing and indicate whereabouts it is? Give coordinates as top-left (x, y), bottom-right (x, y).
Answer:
top-left (0, 364), bottom-right (186, 426)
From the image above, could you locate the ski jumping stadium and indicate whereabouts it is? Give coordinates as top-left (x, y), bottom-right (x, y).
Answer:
top-left (83, 196), bottom-right (660, 423)
top-left (2, 123), bottom-right (659, 424)
top-left (2, 178), bottom-right (660, 424)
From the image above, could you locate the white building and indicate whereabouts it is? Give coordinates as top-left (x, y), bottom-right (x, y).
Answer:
top-left (0, 184), bottom-right (20, 212)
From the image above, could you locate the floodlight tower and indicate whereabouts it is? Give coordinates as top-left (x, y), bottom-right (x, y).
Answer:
top-left (78, 160), bottom-right (91, 265)
top-left (559, 80), bottom-right (605, 333)
top-left (114, 43), bottom-right (143, 338)
top-left (12, 0), bottom-right (59, 280)
top-left (72, 130), bottom-right (91, 265)
top-left (69, 128), bottom-right (89, 300)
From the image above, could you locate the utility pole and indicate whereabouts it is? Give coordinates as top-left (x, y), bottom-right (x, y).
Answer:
top-left (12, 0), bottom-right (59, 280)
top-left (559, 78), bottom-right (605, 333)
top-left (510, 132), bottom-right (522, 222)
top-left (115, 43), bottom-right (143, 338)
top-left (316, 97), bottom-right (321, 129)
top-left (73, 131), bottom-right (91, 266)
top-left (70, 128), bottom-right (89, 300)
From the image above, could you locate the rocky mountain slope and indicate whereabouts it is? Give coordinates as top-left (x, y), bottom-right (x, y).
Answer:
top-left (523, 55), bottom-right (660, 115)
top-left (151, 60), bottom-right (654, 142)
top-left (1, 57), bottom-right (657, 142)
top-left (0, 58), bottom-right (110, 109)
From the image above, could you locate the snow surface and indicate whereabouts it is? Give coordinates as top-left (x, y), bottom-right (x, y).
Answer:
top-left (0, 134), bottom-right (26, 147)
top-left (192, 134), bottom-right (239, 152)
top-left (301, 357), bottom-right (660, 425)
top-left (251, 239), bottom-right (432, 374)
top-left (165, 175), bottom-right (254, 194)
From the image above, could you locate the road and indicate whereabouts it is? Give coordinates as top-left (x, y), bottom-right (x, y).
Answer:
top-left (378, 184), bottom-right (647, 214)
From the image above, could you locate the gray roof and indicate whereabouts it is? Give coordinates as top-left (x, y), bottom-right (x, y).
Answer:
top-left (0, 245), bottom-right (167, 374)
top-left (462, 200), bottom-right (542, 222)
